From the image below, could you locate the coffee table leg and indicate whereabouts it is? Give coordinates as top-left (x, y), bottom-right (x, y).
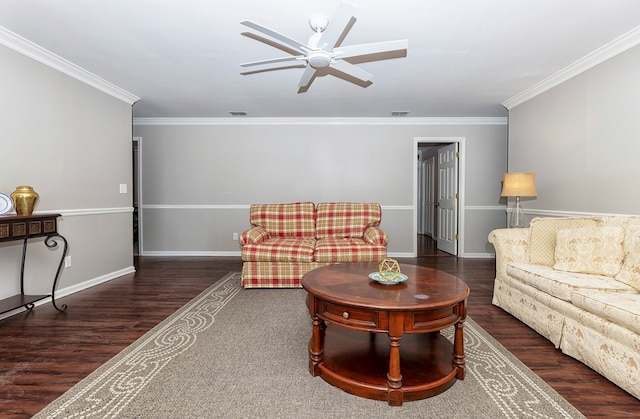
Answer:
top-left (387, 313), bottom-right (404, 406)
top-left (452, 301), bottom-right (466, 380)
top-left (308, 313), bottom-right (325, 376)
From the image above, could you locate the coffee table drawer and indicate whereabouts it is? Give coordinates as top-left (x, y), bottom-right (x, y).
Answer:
top-left (319, 301), bottom-right (385, 329)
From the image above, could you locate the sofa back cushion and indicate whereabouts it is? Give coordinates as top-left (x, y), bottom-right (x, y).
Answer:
top-left (528, 217), bottom-right (600, 266)
top-left (553, 225), bottom-right (625, 277)
top-left (316, 202), bottom-right (382, 239)
top-left (601, 216), bottom-right (640, 254)
top-left (249, 202), bottom-right (316, 238)
top-left (615, 249), bottom-right (640, 291)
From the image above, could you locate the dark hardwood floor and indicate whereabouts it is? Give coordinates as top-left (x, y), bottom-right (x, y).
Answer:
top-left (1, 240), bottom-right (638, 417)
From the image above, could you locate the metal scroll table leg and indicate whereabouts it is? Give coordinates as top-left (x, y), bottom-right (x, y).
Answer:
top-left (44, 234), bottom-right (68, 312)
top-left (20, 238), bottom-right (29, 307)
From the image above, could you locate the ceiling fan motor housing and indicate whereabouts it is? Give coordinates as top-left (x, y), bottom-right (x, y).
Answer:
top-left (307, 50), bottom-right (332, 68)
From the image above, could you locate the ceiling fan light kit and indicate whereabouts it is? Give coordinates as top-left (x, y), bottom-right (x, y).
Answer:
top-left (240, 0), bottom-right (408, 93)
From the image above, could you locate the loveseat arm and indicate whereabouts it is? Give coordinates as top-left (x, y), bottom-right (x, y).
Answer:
top-left (239, 226), bottom-right (270, 246)
top-left (488, 228), bottom-right (530, 280)
top-left (363, 226), bottom-right (388, 246)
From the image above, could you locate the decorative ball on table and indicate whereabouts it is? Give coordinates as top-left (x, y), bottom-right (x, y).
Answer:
top-left (378, 258), bottom-right (402, 281)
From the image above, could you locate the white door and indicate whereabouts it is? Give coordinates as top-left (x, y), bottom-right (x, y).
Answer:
top-left (436, 143), bottom-right (458, 255)
top-left (417, 157), bottom-right (425, 234)
top-left (424, 157), bottom-right (435, 237)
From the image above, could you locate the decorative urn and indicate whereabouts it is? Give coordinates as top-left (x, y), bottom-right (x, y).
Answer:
top-left (11, 185), bottom-right (39, 215)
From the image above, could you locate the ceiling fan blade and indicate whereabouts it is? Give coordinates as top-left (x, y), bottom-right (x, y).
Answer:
top-left (241, 55), bottom-right (303, 68)
top-left (241, 32), bottom-right (301, 56)
top-left (316, 0), bottom-right (357, 49)
top-left (297, 65), bottom-right (317, 89)
top-left (337, 39), bottom-right (408, 60)
top-left (330, 59), bottom-right (373, 83)
top-left (241, 20), bottom-right (309, 53)
top-left (241, 64), bottom-right (306, 76)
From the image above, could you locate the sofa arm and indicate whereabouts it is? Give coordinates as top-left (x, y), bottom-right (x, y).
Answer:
top-left (363, 226), bottom-right (388, 246)
top-left (239, 226), bottom-right (270, 246)
top-left (488, 228), bottom-right (530, 280)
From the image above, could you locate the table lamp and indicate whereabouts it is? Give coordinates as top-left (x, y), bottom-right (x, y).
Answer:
top-left (501, 172), bottom-right (537, 228)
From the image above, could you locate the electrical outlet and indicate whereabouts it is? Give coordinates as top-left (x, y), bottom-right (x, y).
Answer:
top-left (233, 232), bottom-right (239, 241)
top-left (64, 256), bottom-right (72, 268)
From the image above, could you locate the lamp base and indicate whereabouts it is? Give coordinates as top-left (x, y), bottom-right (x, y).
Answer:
top-left (509, 197), bottom-right (525, 228)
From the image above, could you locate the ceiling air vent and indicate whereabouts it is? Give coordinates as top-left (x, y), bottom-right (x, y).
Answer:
top-left (229, 111), bottom-right (248, 116)
top-left (390, 111), bottom-right (410, 117)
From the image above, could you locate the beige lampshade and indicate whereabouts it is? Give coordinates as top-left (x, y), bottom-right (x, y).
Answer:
top-left (501, 172), bottom-right (537, 197)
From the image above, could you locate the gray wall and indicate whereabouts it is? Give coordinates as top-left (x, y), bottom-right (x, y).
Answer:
top-left (508, 44), bottom-right (640, 220)
top-left (133, 121), bottom-right (507, 257)
top-left (0, 44), bottom-right (135, 315)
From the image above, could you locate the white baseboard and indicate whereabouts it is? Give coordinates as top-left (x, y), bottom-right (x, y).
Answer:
top-left (141, 251), bottom-right (242, 257)
top-left (0, 266), bottom-right (136, 321)
top-left (463, 252), bottom-right (495, 259)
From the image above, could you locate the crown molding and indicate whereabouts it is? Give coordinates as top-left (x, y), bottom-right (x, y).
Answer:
top-left (502, 25), bottom-right (640, 110)
top-left (133, 116), bottom-right (508, 126)
top-left (0, 26), bottom-right (139, 105)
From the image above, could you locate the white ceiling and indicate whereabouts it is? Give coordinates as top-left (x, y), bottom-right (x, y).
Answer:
top-left (1, 0), bottom-right (640, 118)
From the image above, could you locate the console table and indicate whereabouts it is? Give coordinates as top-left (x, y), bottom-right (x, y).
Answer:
top-left (0, 213), bottom-right (68, 315)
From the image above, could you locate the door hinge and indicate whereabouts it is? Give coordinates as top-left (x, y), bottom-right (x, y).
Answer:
top-left (456, 151), bottom-right (460, 158)
top-left (455, 234), bottom-right (459, 240)
top-left (455, 193), bottom-right (459, 199)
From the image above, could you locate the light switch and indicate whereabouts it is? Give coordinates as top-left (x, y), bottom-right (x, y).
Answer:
top-left (119, 184), bottom-right (128, 194)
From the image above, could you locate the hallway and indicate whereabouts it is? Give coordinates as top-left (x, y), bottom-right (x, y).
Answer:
top-left (417, 234), bottom-right (454, 257)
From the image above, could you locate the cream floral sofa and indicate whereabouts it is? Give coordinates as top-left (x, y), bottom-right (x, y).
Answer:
top-left (489, 216), bottom-right (640, 399)
top-left (239, 202), bottom-right (388, 288)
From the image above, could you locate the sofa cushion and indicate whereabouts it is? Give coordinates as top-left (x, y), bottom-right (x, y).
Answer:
top-left (528, 217), bottom-right (599, 266)
top-left (570, 290), bottom-right (640, 335)
top-left (506, 262), bottom-right (636, 301)
top-left (241, 238), bottom-right (316, 263)
top-left (314, 237), bottom-right (387, 263)
top-left (601, 216), bottom-right (640, 254)
top-left (616, 249), bottom-right (640, 292)
top-left (249, 202), bottom-right (316, 238)
top-left (553, 225), bottom-right (625, 277)
top-left (316, 202), bottom-right (381, 239)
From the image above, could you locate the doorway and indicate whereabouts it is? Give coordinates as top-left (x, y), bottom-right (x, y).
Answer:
top-left (132, 137), bottom-right (141, 256)
top-left (414, 137), bottom-right (465, 257)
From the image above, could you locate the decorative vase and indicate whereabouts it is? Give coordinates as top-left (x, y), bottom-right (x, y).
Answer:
top-left (11, 185), bottom-right (39, 215)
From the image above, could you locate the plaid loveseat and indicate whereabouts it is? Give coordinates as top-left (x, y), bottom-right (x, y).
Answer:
top-left (240, 202), bottom-right (388, 288)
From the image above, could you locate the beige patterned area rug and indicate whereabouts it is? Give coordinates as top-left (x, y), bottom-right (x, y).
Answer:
top-left (35, 272), bottom-right (584, 419)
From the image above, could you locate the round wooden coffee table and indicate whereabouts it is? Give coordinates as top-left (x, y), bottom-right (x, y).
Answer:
top-left (301, 262), bottom-right (469, 406)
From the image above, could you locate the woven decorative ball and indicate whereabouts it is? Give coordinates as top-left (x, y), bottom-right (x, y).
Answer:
top-left (378, 258), bottom-right (401, 280)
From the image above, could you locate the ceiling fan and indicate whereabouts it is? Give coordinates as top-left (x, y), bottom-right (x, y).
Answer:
top-left (240, 1), bottom-right (408, 93)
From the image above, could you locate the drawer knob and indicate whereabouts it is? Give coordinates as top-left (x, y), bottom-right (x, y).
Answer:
top-left (342, 312), bottom-right (349, 319)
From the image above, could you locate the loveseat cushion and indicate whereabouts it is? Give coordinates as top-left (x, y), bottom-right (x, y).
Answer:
top-left (316, 202), bottom-right (381, 239)
top-left (553, 225), bottom-right (625, 277)
top-left (314, 237), bottom-right (387, 263)
top-left (249, 202), bottom-right (316, 238)
top-left (241, 238), bottom-right (316, 263)
top-left (506, 262), bottom-right (636, 301)
top-left (242, 261), bottom-right (329, 288)
top-left (570, 290), bottom-right (640, 335)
